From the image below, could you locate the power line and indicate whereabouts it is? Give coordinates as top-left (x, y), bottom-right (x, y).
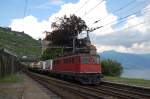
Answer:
top-left (90, 12), bottom-right (150, 34)
top-left (23, 0), bottom-right (28, 55)
top-left (82, 0), bottom-right (105, 17)
top-left (92, 7), bottom-right (150, 32)
top-left (75, 0), bottom-right (90, 14)
top-left (93, 19), bottom-right (150, 36)
top-left (23, 0), bottom-right (28, 32)
top-left (94, 0), bottom-right (136, 24)
top-left (23, 0), bottom-right (28, 18)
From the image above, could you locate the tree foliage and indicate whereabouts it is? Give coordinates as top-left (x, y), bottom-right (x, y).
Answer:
top-left (41, 48), bottom-right (63, 60)
top-left (42, 14), bottom-right (88, 59)
top-left (101, 59), bottom-right (123, 76)
top-left (47, 14), bottom-right (87, 46)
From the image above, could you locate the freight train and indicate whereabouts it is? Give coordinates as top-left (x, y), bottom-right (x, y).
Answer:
top-left (30, 53), bottom-right (102, 84)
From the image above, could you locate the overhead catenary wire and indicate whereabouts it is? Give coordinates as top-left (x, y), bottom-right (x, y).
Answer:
top-left (91, 13), bottom-right (150, 34)
top-left (94, 0), bottom-right (136, 24)
top-left (16, 21), bottom-right (150, 49)
top-left (15, 20), bottom-right (150, 49)
top-left (86, 0), bottom-right (138, 28)
top-left (23, 0), bottom-right (28, 55)
top-left (81, 0), bottom-right (106, 18)
top-left (75, 0), bottom-right (91, 14)
top-left (90, 7), bottom-right (150, 32)
top-left (23, 0), bottom-right (28, 18)
top-left (23, 0), bottom-right (28, 32)
top-left (93, 19), bottom-right (150, 36)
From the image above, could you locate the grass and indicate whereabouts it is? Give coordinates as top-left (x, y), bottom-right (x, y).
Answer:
top-left (0, 73), bottom-right (24, 83)
top-left (103, 76), bottom-right (150, 87)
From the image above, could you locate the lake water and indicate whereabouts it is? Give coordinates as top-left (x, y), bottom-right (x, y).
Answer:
top-left (121, 68), bottom-right (150, 80)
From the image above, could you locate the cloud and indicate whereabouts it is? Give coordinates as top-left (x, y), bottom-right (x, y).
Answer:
top-left (9, 0), bottom-right (150, 54)
top-left (92, 4), bottom-right (150, 53)
top-left (9, 15), bottom-right (51, 39)
top-left (91, 27), bottom-right (150, 48)
top-left (96, 42), bottom-right (150, 54)
top-left (10, 0), bottom-right (117, 38)
top-left (48, 0), bottom-right (118, 37)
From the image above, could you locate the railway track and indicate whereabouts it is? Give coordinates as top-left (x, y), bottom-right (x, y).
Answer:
top-left (98, 81), bottom-right (150, 98)
top-left (26, 71), bottom-right (150, 99)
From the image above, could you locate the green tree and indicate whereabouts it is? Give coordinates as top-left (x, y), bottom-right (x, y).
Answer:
top-left (47, 14), bottom-right (87, 46)
top-left (42, 14), bottom-right (88, 59)
top-left (41, 48), bottom-right (63, 60)
top-left (101, 59), bottom-right (123, 76)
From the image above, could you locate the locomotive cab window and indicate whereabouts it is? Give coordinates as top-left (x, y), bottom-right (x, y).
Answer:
top-left (81, 55), bottom-right (100, 64)
top-left (82, 57), bottom-right (89, 64)
top-left (95, 56), bottom-right (100, 64)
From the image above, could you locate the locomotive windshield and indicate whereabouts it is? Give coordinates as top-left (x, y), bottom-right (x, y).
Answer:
top-left (81, 55), bottom-right (100, 64)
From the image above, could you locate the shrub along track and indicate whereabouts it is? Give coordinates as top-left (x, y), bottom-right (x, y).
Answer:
top-left (26, 71), bottom-right (150, 99)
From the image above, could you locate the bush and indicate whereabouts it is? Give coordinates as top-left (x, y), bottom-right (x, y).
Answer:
top-left (101, 59), bottom-right (123, 76)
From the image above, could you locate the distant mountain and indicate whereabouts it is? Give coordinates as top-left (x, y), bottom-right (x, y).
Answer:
top-left (100, 50), bottom-right (150, 69)
top-left (0, 27), bottom-right (41, 57)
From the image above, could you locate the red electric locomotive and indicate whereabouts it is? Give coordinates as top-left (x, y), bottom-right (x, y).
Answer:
top-left (30, 32), bottom-right (102, 84)
top-left (52, 53), bottom-right (101, 84)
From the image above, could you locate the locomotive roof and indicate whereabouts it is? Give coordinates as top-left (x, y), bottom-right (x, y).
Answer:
top-left (54, 53), bottom-right (99, 60)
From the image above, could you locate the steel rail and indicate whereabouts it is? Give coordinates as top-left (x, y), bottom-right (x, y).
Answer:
top-left (26, 71), bottom-right (150, 99)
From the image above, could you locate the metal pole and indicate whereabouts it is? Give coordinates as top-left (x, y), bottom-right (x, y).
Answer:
top-left (73, 37), bottom-right (76, 53)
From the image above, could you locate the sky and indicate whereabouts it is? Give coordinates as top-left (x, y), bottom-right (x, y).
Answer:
top-left (0, 0), bottom-right (150, 54)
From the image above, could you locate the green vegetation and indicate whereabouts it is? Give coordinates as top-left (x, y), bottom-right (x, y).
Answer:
top-left (104, 76), bottom-right (150, 87)
top-left (49, 14), bottom-right (87, 46)
top-left (45, 14), bottom-right (89, 56)
top-left (0, 73), bottom-right (24, 83)
top-left (0, 27), bottom-right (41, 57)
top-left (41, 48), bottom-right (64, 60)
top-left (101, 59), bottom-right (123, 76)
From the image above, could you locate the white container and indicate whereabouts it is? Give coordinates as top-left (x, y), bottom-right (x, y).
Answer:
top-left (44, 59), bottom-right (53, 70)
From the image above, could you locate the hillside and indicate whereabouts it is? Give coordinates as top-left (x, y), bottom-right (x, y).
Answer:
top-left (101, 50), bottom-right (150, 69)
top-left (0, 27), bottom-right (41, 57)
